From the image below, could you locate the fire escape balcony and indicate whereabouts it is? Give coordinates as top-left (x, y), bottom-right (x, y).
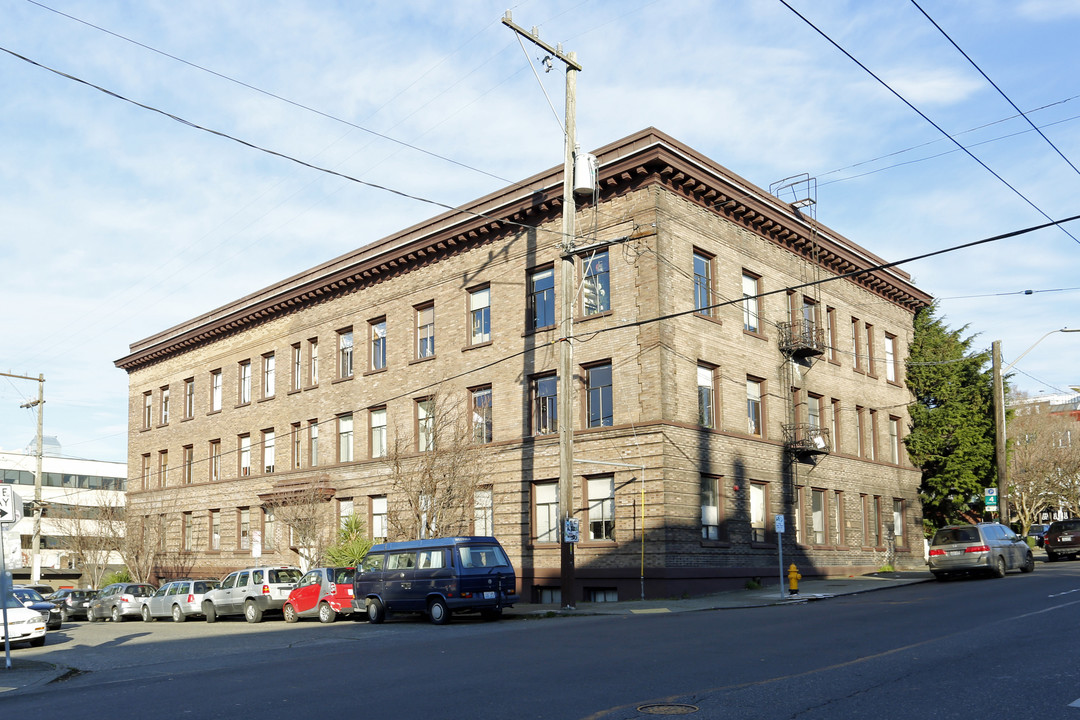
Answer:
top-left (778, 319), bottom-right (827, 358)
top-left (782, 423), bottom-right (831, 457)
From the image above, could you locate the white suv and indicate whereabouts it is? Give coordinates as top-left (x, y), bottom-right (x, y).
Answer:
top-left (201, 566), bottom-right (302, 623)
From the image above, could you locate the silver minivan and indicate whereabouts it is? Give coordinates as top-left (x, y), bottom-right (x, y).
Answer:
top-left (140, 579), bottom-right (220, 622)
top-left (928, 522), bottom-right (1034, 580)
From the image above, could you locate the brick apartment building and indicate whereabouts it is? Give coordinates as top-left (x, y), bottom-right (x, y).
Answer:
top-left (116, 128), bottom-right (932, 600)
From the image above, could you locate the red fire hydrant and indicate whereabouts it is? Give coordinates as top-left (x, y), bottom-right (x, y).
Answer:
top-left (788, 563), bottom-right (802, 595)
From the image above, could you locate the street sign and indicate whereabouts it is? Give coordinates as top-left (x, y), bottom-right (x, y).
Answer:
top-left (985, 488), bottom-right (998, 510)
top-left (775, 514), bottom-right (785, 534)
top-left (564, 518), bottom-right (580, 543)
top-left (0, 486), bottom-right (22, 525)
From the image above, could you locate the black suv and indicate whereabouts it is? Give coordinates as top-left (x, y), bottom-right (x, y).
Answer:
top-left (1044, 519), bottom-right (1080, 561)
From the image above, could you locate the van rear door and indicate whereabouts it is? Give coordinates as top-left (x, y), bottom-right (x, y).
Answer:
top-left (456, 543), bottom-right (517, 605)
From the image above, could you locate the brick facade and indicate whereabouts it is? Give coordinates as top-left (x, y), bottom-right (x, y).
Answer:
top-left (117, 129), bottom-right (932, 599)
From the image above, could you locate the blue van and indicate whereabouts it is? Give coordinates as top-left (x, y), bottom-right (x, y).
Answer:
top-left (353, 536), bottom-right (519, 625)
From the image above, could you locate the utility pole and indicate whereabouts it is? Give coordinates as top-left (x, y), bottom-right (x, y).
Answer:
top-left (991, 340), bottom-right (1007, 522)
top-left (501, 11), bottom-right (582, 609)
top-left (3, 371), bottom-right (45, 583)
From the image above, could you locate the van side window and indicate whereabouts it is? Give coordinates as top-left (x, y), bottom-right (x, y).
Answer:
top-left (361, 554), bottom-right (384, 573)
top-left (458, 545), bottom-right (510, 568)
top-left (387, 552), bottom-right (416, 570)
top-left (418, 550), bottom-right (445, 569)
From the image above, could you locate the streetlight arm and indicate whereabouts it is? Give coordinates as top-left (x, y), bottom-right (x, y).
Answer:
top-left (1002, 328), bottom-right (1078, 375)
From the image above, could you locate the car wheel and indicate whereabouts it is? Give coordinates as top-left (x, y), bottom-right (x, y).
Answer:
top-left (111, 606), bottom-right (123, 623)
top-left (318, 602), bottom-right (336, 624)
top-left (1047, 550), bottom-right (1058, 562)
top-left (59, 608), bottom-right (69, 624)
top-left (428, 597), bottom-right (450, 625)
top-left (992, 555), bottom-right (1007, 578)
top-left (367, 598), bottom-right (385, 624)
top-left (283, 603), bottom-right (298, 623)
top-left (29, 636), bottom-right (45, 648)
top-left (244, 599), bottom-right (263, 623)
top-left (172, 605), bottom-right (186, 623)
top-left (203, 602), bottom-right (216, 623)
top-left (1021, 552), bottom-right (1035, 573)
top-left (141, 606), bottom-right (154, 622)
top-left (89, 609), bottom-right (102, 622)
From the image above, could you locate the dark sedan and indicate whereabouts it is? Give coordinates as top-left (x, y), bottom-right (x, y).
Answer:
top-left (12, 587), bottom-right (63, 630)
top-left (47, 588), bottom-right (97, 622)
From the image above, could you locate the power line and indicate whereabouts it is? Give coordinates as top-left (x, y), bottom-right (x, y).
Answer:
top-left (910, 0), bottom-right (1080, 179)
top-left (778, 0), bottom-right (1080, 247)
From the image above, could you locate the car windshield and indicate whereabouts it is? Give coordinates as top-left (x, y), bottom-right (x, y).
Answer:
top-left (13, 588), bottom-right (45, 603)
top-left (130, 585), bottom-right (155, 596)
top-left (457, 545), bottom-right (511, 568)
top-left (269, 569), bottom-right (301, 584)
top-left (932, 527), bottom-right (981, 545)
top-left (1054, 520), bottom-right (1080, 533)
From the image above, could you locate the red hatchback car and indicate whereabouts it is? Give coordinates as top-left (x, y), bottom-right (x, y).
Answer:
top-left (283, 567), bottom-right (355, 623)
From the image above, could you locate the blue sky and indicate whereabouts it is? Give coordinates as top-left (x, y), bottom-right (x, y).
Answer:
top-left (1, 0), bottom-right (1079, 463)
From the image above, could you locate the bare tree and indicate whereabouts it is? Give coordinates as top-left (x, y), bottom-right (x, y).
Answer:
top-left (261, 474), bottom-right (335, 571)
top-left (48, 490), bottom-right (121, 589)
top-left (384, 388), bottom-right (485, 541)
top-left (1008, 409), bottom-right (1080, 533)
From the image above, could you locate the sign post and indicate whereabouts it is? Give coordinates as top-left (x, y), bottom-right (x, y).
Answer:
top-left (775, 514), bottom-right (786, 600)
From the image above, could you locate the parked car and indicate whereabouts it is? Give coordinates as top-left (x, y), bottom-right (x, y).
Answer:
top-left (1, 592), bottom-right (47, 647)
top-left (1025, 523), bottom-right (1050, 548)
top-left (47, 588), bottom-right (96, 622)
top-left (283, 567), bottom-right (355, 623)
top-left (17, 584), bottom-right (56, 596)
top-left (89, 582), bottom-right (157, 622)
top-left (1044, 519), bottom-right (1080, 561)
top-left (12, 587), bottom-right (62, 630)
top-left (927, 522), bottom-right (1035, 580)
top-left (354, 536), bottom-right (519, 625)
top-left (140, 579), bottom-right (221, 622)
top-left (202, 566), bottom-right (302, 623)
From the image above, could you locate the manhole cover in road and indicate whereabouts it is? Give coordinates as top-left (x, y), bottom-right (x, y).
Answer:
top-left (637, 704), bottom-right (699, 715)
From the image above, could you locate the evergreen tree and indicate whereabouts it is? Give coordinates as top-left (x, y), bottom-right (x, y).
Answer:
top-left (905, 303), bottom-right (996, 533)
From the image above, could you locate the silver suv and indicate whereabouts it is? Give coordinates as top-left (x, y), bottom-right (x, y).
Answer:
top-left (928, 522), bottom-right (1034, 580)
top-left (202, 566), bottom-right (301, 623)
top-left (140, 579), bottom-right (220, 622)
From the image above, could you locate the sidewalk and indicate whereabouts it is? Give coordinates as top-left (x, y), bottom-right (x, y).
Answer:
top-left (0, 570), bottom-right (933, 695)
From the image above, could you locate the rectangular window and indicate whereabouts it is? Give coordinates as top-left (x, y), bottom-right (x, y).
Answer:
top-left (263, 429), bottom-right (275, 473)
top-left (826, 307), bottom-right (838, 362)
top-left (586, 363), bottom-right (613, 428)
top-left (338, 499), bottom-right (354, 528)
top-left (262, 507), bottom-right (275, 551)
top-left (417, 399), bottom-right (435, 452)
top-left (893, 498), bottom-right (905, 546)
top-left (808, 394), bottom-right (822, 429)
top-left (338, 329), bottom-right (354, 378)
top-left (239, 435), bottom-right (251, 476)
top-left (142, 392), bottom-right (152, 430)
top-left (582, 250), bottom-right (610, 316)
top-left (338, 414), bottom-right (353, 462)
top-left (834, 490), bottom-right (846, 546)
top-left (750, 482), bottom-right (767, 543)
top-left (528, 266), bottom-right (555, 330)
top-left (308, 338), bottom-right (319, 386)
top-left (160, 386), bottom-right (170, 425)
top-left (851, 317), bottom-right (863, 372)
top-left (239, 361), bottom-right (251, 405)
top-left (534, 482), bottom-right (559, 543)
top-left (701, 474), bottom-right (724, 540)
top-left (209, 510), bottom-right (220, 551)
top-left (158, 450), bottom-right (169, 487)
top-left (747, 377), bottom-right (763, 436)
top-left (292, 422), bottom-right (302, 468)
top-left (741, 272), bottom-right (760, 332)
top-left (239, 508), bottom-right (251, 550)
top-left (184, 378), bottom-right (195, 419)
top-left (831, 398), bottom-right (842, 454)
top-left (861, 494), bottom-right (870, 546)
top-left (873, 496), bottom-right (883, 546)
top-left (856, 406), bottom-right (866, 457)
top-left (698, 364), bottom-right (716, 428)
top-left (885, 333), bottom-right (898, 383)
top-left (210, 369), bottom-right (222, 412)
top-left (474, 487), bottom-right (493, 536)
top-left (291, 343), bottom-right (302, 391)
top-left (182, 445), bottom-right (193, 485)
top-left (263, 353), bottom-right (275, 398)
top-left (531, 373), bottom-right (558, 435)
top-left (869, 409), bottom-right (878, 461)
top-left (889, 416), bottom-right (901, 464)
top-left (792, 486), bottom-right (802, 543)
top-left (309, 420), bottom-right (319, 467)
top-left (370, 407), bottom-right (387, 458)
top-left (469, 288), bottom-right (491, 345)
top-left (182, 512), bottom-right (193, 551)
top-left (865, 323), bottom-right (877, 377)
top-left (371, 496), bottom-right (388, 540)
top-left (587, 476), bottom-right (615, 541)
top-left (370, 319), bottom-right (387, 371)
top-left (416, 304), bottom-right (435, 359)
top-left (811, 488), bottom-right (826, 545)
top-left (802, 297), bottom-right (818, 332)
top-left (471, 387), bottom-right (493, 444)
top-left (693, 250), bottom-right (713, 315)
top-left (209, 440), bottom-right (220, 482)
top-left (140, 454), bottom-right (150, 490)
